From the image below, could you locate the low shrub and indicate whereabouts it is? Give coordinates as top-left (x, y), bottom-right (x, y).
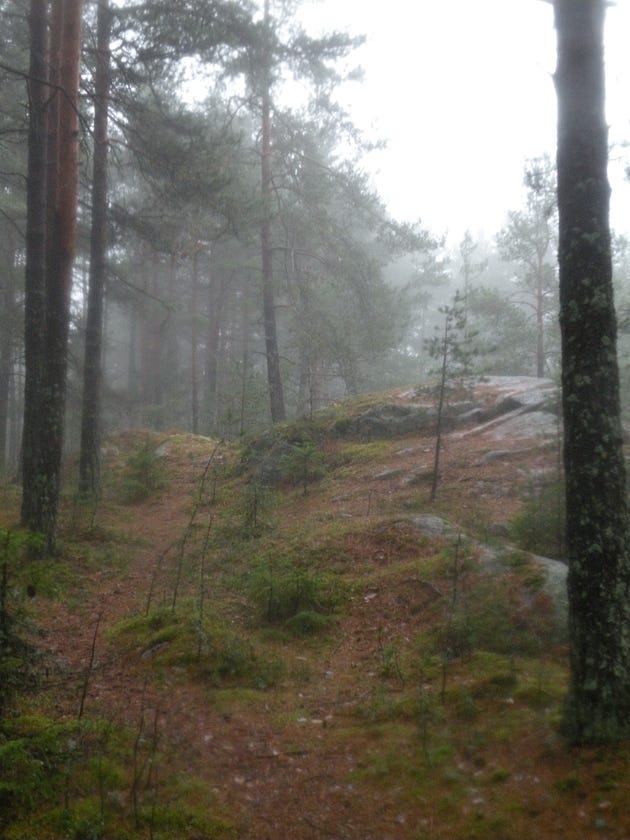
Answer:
top-left (278, 442), bottom-right (327, 495)
top-left (119, 439), bottom-right (167, 504)
top-left (247, 556), bottom-right (339, 635)
top-left (110, 609), bottom-right (284, 688)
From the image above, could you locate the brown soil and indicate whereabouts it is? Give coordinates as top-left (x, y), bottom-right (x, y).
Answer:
top-left (8, 389), bottom-right (630, 840)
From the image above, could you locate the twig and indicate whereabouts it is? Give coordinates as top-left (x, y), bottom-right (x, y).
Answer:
top-left (78, 610), bottom-right (103, 720)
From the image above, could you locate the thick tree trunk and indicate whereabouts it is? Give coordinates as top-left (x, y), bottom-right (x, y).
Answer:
top-left (39, 0), bottom-right (84, 551)
top-left (555, 0), bottom-right (630, 743)
top-left (260, 0), bottom-right (285, 424)
top-left (79, 0), bottom-right (111, 495)
top-left (21, 0), bottom-right (49, 529)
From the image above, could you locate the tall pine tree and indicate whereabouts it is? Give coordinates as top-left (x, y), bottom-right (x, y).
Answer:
top-left (554, 0), bottom-right (630, 743)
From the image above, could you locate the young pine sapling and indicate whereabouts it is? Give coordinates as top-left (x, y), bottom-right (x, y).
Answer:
top-left (426, 291), bottom-right (476, 501)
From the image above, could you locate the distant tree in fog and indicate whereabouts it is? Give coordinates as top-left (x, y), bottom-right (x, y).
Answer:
top-left (497, 155), bottom-right (557, 377)
top-left (78, 0), bottom-right (112, 497)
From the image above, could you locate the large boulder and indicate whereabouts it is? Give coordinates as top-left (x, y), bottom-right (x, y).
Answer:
top-left (339, 403), bottom-right (438, 439)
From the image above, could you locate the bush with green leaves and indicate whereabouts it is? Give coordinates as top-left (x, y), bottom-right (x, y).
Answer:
top-left (0, 715), bottom-right (235, 839)
top-left (0, 716), bottom-right (114, 838)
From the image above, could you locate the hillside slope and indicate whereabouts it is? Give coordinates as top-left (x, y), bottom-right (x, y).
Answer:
top-left (2, 377), bottom-right (629, 840)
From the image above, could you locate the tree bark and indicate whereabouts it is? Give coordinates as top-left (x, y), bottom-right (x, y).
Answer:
top-left (204, 261), bottom-right (219, 435)
top-left (555, 0), bottom-right (630, 743)
top-left (260, 0), bottom-right (285, 423)
top-left (79, 0), bottom-right (111, 495)
top-left (22, 0), bottom-right (82, 553)
top-left (0, 225), bottom-right (18, 474)
top-left (535, 254), bottom-right (545, 378)
top-left (21, 0), bottom-right (50, 529)
top-left (191, 247), bottom-right (200, 435)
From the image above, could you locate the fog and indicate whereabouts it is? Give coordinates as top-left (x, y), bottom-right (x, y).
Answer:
top-left (299, 0), bottom-right (630, 241)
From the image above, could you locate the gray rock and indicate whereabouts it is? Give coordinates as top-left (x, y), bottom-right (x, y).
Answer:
top-left (410, 514), bottom-right (455, 538)
top-left (343, 403), bottom-right (438, 439)
top-left (490, 410), bottom-right (558, 440)
top-left (479, 447), bottom-right (536, 464)
top-left (403, 469), bottom-right (433, 486)
top-left (532, 553), bottom-right (568, 632)
top-left (372, 468), bottom-right (405, 481)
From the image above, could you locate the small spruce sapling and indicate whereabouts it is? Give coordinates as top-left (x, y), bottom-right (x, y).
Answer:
top-left (279, 441), bottom-right (327, 495)
top-left (425, 290), bottom-right (477, 500)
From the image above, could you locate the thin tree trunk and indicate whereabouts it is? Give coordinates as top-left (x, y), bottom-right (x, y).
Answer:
top-left (239, 282), bottom-right (250, 437)
top-left (555, 0), bottom-right (630, 744)
top-left (0, 227), bottom-right (17, 473)
top-left (0, 331), bottom-right (10, 474)
top-left (191, 248), bottom-right (199, 435)
top-left (21, 0), bottom-right (49, 529)
top-left (204, 261), bottom-right (219, 435)
top-left (536, 257), bottom-right (545, 378)
top-left (139, 257), bottom-right (151, 408)
top-left (79, 0), bottom-right (111, 495)
top-left (430, 317), bottom-right (449, 502)
top-left (204, 265), bottom-right (231, 436)
top-left (127, 299), bottom-right (139, 403)
top-left (260, 0), bottom-right (285, 423)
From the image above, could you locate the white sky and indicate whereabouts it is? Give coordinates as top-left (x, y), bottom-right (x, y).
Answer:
top-left (298, 0), bottom-right (630, 244)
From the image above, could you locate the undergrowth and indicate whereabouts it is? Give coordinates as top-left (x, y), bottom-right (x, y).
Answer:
top-left (110, 608), bottom-right (286, 689)
top-left (119, 438), bottom-right (168, 504)
top-left (0, 713), bottom-right (235, 839)
top-left (7, 398), bottom-right (628, 838)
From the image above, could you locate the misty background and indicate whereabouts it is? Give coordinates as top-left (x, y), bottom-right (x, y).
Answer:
top-left (1, 0), bottom-right (630, 475)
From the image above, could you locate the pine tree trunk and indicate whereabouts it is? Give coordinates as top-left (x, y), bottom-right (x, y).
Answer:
top-left (204, 261), bottom-right (226, 436)
top-left (238, 283), bottom-right (250, 437)
top-left (0, 304), bottom-right (11, 474)
top-left (79, 0), bottom-right (111, 495)
top-left (21, 0), bottom-right (49, 530)
top-left (260, 0), bottom-right (285, 424)
top-left (40, 0), bottom-right (84, 552)
top-left (191, 248), bottom-right (200, 435)
top-left (536, 257), bottom-right (545, 378)
top-left (555, 0), bottom-right (630, 743)
top-left (139, 258), bottom-right (151, 409)
top-left (0, 226), bottom-right (17, 473)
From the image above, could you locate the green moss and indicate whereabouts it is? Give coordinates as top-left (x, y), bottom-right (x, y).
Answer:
top-left (110, 608), bottom-right (286, 689)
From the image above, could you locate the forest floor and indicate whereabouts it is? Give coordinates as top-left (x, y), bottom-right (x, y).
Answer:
top-left (3, 379), bottom-right (630, 839)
